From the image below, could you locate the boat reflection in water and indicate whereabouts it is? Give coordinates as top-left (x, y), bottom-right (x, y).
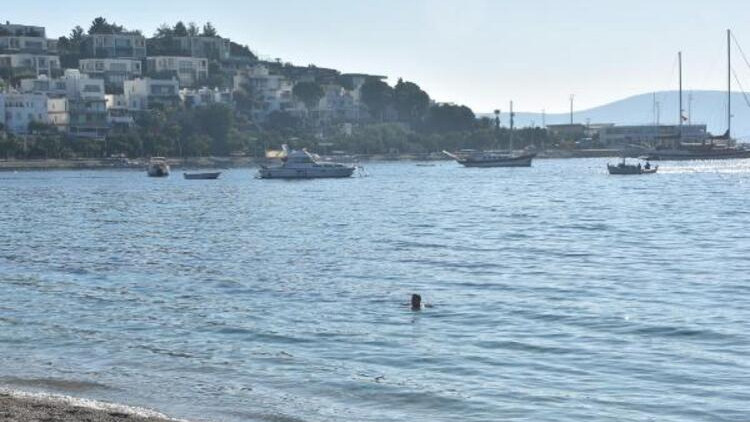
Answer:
top-left (259, 149), bottom-right (356, 179)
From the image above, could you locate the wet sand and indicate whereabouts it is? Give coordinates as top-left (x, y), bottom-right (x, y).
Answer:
top-left (0, 391), bottom-right (183, 422)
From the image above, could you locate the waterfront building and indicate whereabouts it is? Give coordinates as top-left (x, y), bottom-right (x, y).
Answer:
top-left (146, 56), bottom-right (208, 88)
top-left (79, 58), bottom-right (142, 92)
top-left (598, 124), bottom-right (708, 147)
top-left (105, 94), bottom-right (135, 127)
top-left (47, 97), bottom-right (69, 132)
top-left (123, 77), bottom-right (180, 110)
top-left (81, 32), bottom-right (147, 59)
top-left (0, 92), bottom-right (48, 133)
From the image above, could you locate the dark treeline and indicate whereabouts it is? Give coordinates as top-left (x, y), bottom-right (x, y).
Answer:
top-left (0, 18), bottom-right (566, 160)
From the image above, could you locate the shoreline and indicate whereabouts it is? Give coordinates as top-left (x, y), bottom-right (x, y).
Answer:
top-left (0, 149), bottom-right (622, 172)
top-left (0, 389), bottom-right (185, 422)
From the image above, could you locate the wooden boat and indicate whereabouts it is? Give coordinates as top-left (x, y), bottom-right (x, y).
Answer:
top-left (607, 159), bottom-right (658, 175)
top-left (443, 150), bottom-right (535, 167)
top-left (183, 172), bottom-right (221, 180)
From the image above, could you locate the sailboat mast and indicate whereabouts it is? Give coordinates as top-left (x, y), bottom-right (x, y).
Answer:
top-left (678, 51), bottom-right (683, 147)
top-left (509, 100), bottom-right (514, 151)
top-left (728, 29), bottom-right (732, 139)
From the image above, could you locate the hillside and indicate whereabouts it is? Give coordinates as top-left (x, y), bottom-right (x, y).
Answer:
top-left (487, 91), bottom-right (750, 141)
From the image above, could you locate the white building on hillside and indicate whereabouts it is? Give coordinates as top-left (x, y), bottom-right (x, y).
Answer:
top-left (146, 56), bottom-right (208, 87)
top-left (0, 92), bottom-right (48, 133)
top-left (180, 87), bottom-right (232, 108)
top-left (47, 97), bottom-right (69, 131)
top-left (0, 53), bottom-right (60, 77)
top-left (81, 32), bottom-right (147, 59)
top-left (123, 77), bottom-right (180, 110)
top-left (79, 58), bottom-right (142, 90)
top-left (233, 64), bottom-right (299, 121)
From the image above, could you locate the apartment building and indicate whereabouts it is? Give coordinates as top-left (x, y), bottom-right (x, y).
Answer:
top-left (146, 56), bottom-right (208, 87)
top-left (82, 32), bottom-right (147, 59)
top-left (79, 58), bottom-right (142, 90)
top-left (123, 77), bottom-right (180, 110)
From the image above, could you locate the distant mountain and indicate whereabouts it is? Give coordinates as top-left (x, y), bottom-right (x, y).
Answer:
top-left (483, 90), bottom-right (750, 140)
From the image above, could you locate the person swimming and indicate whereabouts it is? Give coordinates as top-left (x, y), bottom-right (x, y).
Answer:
top-left (411, 294), bottom-right (422, 311)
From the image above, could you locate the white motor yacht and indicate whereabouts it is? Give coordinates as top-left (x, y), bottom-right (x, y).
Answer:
top-left (259, 149), bottom-right (355, 179)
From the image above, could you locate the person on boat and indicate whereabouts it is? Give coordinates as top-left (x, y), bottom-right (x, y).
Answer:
top-left (637, 163), bottom-right (642, 170)
top-left (645, 161), bottom-right (651, 170)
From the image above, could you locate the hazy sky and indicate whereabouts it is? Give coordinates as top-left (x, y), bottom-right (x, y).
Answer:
top-left (7, 0), bottom-right (750, 113)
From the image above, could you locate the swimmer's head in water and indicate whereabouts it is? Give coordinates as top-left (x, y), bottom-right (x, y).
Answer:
top-left (411, 294), bottom-right (422, 310)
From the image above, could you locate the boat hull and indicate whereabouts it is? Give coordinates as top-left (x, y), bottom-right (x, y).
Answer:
top-left (183, 172), bottom-right (221, 180)
top-left (642, 150), bottom-right (750, 160)
top-left (458, 154), bottom-right (535, 168)
top-left (147, 164), bottom-right (170, 177)
top-left (607, 165), bottom-right (658, 175)
top-left (258, 167), bottom-right (355, 179)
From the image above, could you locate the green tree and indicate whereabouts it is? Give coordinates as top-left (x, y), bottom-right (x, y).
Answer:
top-left (187, 22), bottom-right (200, 36)
top-left (194, 104), bottom-right (233, 155)
top-left (173, 21), bottom-right (188, 36)
top-left (88, 17), bottom-right (124, 34)
top-left (393, 78), bottom-right (430, 124)
top-left (425, 103), bottom-right (476, 133)
top-left (292, 81), bottom-right (324, 110)
top-left (202, 22), bottom-right (218, 37)
top-left (360, 79), bottom-right (393, 121)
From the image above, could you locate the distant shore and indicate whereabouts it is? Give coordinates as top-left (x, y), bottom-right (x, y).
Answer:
top-left (0, 149), bottom-right (621, 172)
top-left (0, 390), bottom-right (181, 422)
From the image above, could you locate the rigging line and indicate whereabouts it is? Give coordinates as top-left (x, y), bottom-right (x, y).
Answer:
top-left (730, 32), bottom-right (750, 73)
top-left (731, 68), bottom-right (750, 109)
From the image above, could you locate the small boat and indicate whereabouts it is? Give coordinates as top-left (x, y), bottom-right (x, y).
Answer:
top-left (183, 172), bottom-right (221, 180)
top-left (607, 158), bottom-right (658, 175)
top-left (147, 157), bottom-right (170, 177)
top-left (443, 150), bottom-right (536, 167)
top-left (259, 149), bottom-right (355, 179)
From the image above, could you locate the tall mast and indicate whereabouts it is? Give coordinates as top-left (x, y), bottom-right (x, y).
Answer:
top-left (728, 29), bottom-right (732, 138)
top-left (678, 51), bottom-right (683, 146)
top-left (509, 100), bottom-right (514, 151)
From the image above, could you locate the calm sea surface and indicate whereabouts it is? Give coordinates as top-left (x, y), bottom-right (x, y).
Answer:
top-left (1, 159), bottom-right (750, 421)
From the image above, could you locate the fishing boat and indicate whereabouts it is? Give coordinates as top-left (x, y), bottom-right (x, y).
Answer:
top-left (183, 172), bottom-right (221, 180)
top-left (147, 157), bottom-right (170, 177)
top-left (607, 158), bottom-right (658, 175)
top-left (258, 149), bottom-right (355, 179)
top-left (644, 30), bottom-right (750, 161)
top-left (443, 100), bottom-right (536, 167)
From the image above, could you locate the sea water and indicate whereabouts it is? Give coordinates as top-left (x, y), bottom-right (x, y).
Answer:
top-left (1, 159), bottom-right (749, 421)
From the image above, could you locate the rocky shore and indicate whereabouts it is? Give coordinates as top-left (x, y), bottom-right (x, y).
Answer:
top-left (0, 390), bottom-right (182, 422)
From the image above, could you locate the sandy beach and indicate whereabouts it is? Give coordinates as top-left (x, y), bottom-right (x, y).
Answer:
top-left (0, 390), bottom-right (182, 422)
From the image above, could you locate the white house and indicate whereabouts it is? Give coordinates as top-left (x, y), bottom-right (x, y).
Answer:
top-left (81, 32), bottom-right (147, 59)
top-left (47, 97), bottom-right (69, 131)
top-left (233, 65), bottom-right (300, 121)
top-left (172, 35), bottom-right (231, 61)
top-left (180, 87), bottom-right (232, 108)
top-left (146, 56), bottom-right (208, 87)
top-left (0, 23), bottom-right (56, 54)
top-left (79, 58), bottom-right (142, 89)
top-left (0, 92), bottom-right (48, 133)
top-left (0, 53), bottom-right (60, 76)
top-left (123, 77), bottom-right (180, 110)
